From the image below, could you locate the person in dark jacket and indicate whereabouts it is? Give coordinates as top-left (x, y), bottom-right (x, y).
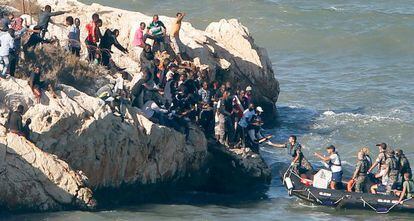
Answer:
top-left (7, 105), bottom-right (24, 135)
top-left (21, 118), bottom-right (32, 141)
top-left (99, 29), bottom-right (128, 68)
top-left (396, 149), bottom-right (412, 180)
top-left (38, 5), bottom-right (68, 38)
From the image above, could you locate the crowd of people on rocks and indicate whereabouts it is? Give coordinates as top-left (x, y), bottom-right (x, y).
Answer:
top-left (1, 5), bottom-right (276, 153)
top-left (274, 136), bottom-right (413, 204)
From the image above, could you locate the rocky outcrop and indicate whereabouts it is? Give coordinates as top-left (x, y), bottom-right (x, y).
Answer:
top-left (24, 0), bottom-right (279, 118)
top-left (0, 0), bottom-right (274, 212)
top-left (0, 127), bottom-right (94, 212)
top-left (0, 76), bottom-right (269, 211)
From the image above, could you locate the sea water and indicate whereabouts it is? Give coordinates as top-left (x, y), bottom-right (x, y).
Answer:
top-left (5, 0), bottom-right (414, 220)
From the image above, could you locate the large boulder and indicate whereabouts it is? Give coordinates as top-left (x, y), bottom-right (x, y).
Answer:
top-left (0, 130), bottom-right (95, 211)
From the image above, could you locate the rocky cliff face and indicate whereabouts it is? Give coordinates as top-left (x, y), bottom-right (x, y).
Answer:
top-left (0, 0), bottom-right (273, 212)
top-left (0, 128), bottom-right (95, 212)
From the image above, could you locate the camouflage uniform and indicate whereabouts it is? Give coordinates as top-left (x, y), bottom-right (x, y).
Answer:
top-left (386, 156), bottom-right (399, 192)
top-left (354, 158), bottom-right (369, 193)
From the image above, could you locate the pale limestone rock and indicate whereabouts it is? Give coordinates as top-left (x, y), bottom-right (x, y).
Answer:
top-left (0, 130), bottom-right (94, 211)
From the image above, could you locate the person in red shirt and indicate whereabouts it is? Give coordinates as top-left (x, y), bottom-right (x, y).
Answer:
top-left (85, 13), bottom-right (102, 62)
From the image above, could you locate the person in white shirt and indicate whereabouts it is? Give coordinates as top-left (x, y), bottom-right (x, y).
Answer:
top-left (65, 16), bottom-right (81, 57)
top-left (0, 29), bottom-right (15, 77)
top-left (314, 145), bottom-right (343, 189)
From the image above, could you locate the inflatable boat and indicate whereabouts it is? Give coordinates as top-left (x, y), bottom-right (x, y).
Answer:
top-left (281, 166), bottom-right (414, 213)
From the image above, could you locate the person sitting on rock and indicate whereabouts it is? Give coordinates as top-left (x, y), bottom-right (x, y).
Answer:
top-left (145, 15), bottom-right (166, 52)
top-left (6, 105), bottom-right (24, 136)
top-left (37, 5), bottom-right (68, 39)
top-left (99, 29), bottom-right (128, 70)
top-left (29, 65), bottom-right (57, 103)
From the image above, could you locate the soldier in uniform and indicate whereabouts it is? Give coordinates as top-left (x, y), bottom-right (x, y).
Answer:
top-left (385, 149), bottom-right (399, 192)
top-left (396, 149), bottom-right (412, 180)
top-left (351, 151), bottom-right (369, 193)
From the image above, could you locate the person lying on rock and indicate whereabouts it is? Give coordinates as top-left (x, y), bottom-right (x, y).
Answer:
top-left (144, 15), bottom-right (166, 52)
top-left (99, 29), bottom-right (128, 70)
top-left (28, 65), bottom-right (57, 103)
top-left (6, 105), bottom-right (24, 136)
top-left (38, 5), bottom-right (70, 39)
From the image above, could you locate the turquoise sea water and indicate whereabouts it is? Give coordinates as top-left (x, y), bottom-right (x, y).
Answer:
top-left (4, 0), bottom-right (414, 220)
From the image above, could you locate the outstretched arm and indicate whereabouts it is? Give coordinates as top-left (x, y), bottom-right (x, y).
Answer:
top-left (314, 152), bottom-right (330, 162)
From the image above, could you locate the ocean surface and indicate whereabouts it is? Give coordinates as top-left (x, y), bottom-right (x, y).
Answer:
top-left (4, 0), bottom-right (414, 220)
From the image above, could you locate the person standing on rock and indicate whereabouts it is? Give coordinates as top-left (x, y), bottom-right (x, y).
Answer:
top-left (170, 12), bottom-right (185, 63)
top-left (6, 105), bottom-right (24, 136)
top-left (132, 22), bottom-right (146, 59)
top-left (38, 5), bottom-right (69, 39)
top-left (99, 29), bottom-right (128, 69)
top-left (145, 15), bottom-right (166, 52)
top-left (85, 14), bottom-right (102, 62)
top-left (65, 16), bottom-right (81, 57)
top-left (0, 28), bottom-right (15, 78)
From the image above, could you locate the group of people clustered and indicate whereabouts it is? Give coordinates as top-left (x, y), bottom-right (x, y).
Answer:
top-left (1, 5), bottom-right (271, 154)
top-left (277, 136), bottom-right (413, 204)
top-left (2, 5), bottom-right (412, 204)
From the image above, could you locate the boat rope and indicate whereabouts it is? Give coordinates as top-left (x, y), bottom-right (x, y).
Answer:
top-left (306, 188), bottom-right (323, 204)
top-left (360, 197), bottom-right (412, 214)
top-left (360, 197), bottom-right (377, 211)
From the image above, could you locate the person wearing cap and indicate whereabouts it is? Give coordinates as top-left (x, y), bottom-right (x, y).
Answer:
top-left (314, 145), bottom-right (343, 189)
top-left (271, 135), bottom-right (314, 177)
top-left (244, 106), bottom-right (264, 152)
top-left (0, 28), bottom-right (14, 78)
top-left (396, 149), bottom-right (412, 180)
top-left (367, 143), bottom-right (388, 174)
top-left (244, 86), bottom-right (253, 106)
top-left (384, 149), bottom-right (399, 192)
top-left (351, 151), bottom-right (369, 193)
